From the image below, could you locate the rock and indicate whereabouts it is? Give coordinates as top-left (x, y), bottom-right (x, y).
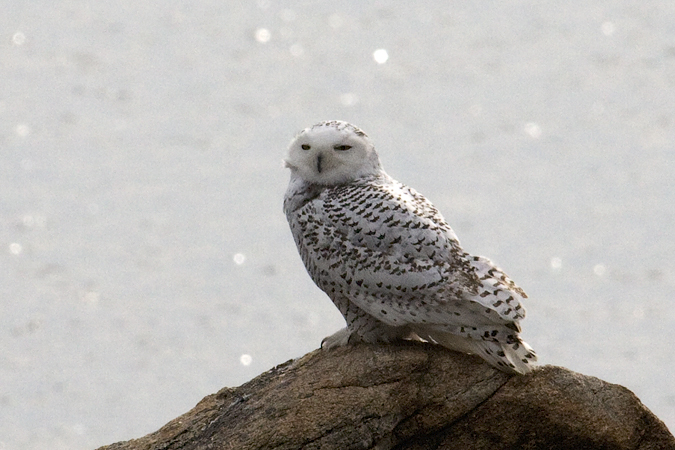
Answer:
top-left (97, 342), bottom-right (675, 450)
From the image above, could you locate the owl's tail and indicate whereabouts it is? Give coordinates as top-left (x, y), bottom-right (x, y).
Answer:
top-left (412, 329), bottom-right (537, 375)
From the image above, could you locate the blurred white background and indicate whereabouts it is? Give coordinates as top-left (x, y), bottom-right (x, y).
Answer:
top-left (1, 1), bottom-right (674, 448)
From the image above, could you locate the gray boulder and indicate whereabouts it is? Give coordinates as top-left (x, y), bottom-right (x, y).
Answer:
top-left (98, 343), bottom-right (675, 450)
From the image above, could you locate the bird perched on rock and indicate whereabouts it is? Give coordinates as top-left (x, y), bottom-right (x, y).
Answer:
top-left (283, 120), bottom-right (537, 374)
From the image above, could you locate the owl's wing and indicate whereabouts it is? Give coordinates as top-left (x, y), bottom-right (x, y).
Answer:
top-left (291, 178), bottom-right (527, 330)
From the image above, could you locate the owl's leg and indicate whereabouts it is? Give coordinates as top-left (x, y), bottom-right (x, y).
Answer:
top-left (321, 327), bottom-right (352, 349)
top-left (321, 299), bottom-right (410, 349)
top-left (321, 323), bottom-right (409, 349)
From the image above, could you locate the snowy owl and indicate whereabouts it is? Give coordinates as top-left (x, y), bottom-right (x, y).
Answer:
top-left (283, 120), bottom-right (537, 374)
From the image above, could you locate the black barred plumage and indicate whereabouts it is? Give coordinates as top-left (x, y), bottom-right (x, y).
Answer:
top-left (284, 120), bottom-right (537, 374)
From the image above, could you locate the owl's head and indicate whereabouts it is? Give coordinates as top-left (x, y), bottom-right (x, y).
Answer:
top-left (285, 121), bottom-right (382, 185)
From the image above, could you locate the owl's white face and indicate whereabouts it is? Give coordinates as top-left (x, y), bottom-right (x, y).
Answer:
top-left (285, 121), bottom-right (382, 185)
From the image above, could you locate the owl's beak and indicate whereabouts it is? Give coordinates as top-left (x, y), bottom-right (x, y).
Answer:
top-left (316, 153), bottom-right (323, 173)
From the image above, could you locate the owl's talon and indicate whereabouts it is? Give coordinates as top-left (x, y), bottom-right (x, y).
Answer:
top-left (321, 327), bottom-right (353, 350)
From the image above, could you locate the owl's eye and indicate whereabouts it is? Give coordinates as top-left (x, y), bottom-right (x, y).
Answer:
top-left (301, 144), bottom-right (311, 150)
top-left (334, 145), bottom-right (352, 151)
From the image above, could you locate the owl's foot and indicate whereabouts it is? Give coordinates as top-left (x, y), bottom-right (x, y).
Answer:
top-left (320, 327), bottom-right (354, 350)
top-left (321, 324), bottom-right (412, 350)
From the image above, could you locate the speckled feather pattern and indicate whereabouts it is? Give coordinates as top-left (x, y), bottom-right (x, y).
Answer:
top-left (284, 121), bottom-right (537, 374)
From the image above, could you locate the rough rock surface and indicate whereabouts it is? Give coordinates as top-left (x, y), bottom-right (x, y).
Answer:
top-left (97, 342), bottom-right (675, 450)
